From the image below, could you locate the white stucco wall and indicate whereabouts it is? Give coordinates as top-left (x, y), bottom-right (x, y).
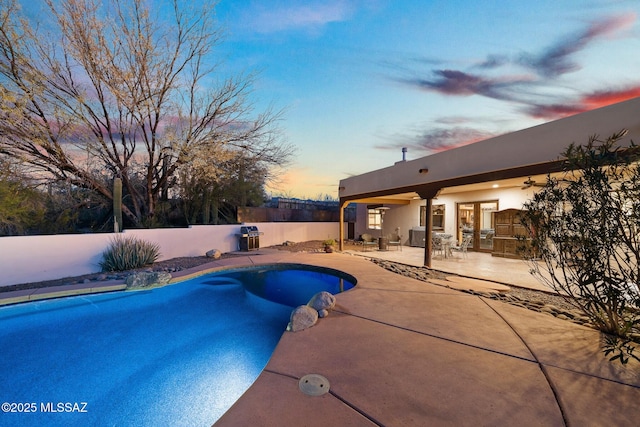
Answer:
top-left (383, 201), bottom-right (423, 245)
top-left (354, 204), bottom-right (370, 239)
top-left (351, 203), bottom-right (419, 245)
top-left (0, 222), bottom-right (339, 287)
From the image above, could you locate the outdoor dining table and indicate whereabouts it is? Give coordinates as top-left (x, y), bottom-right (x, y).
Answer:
top-left (434, 233), bottom-right (455, 258)
top-left (442, 238), bottom-right (453, 258)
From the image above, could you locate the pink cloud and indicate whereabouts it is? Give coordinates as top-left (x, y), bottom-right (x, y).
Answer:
top-left (518, 13), bottom-right (636, 78)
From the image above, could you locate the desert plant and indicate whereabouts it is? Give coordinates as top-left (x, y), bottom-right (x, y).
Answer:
top-left (323, 238), bottom-right (336, 253)
top-left (113, 177), bottom-right (123, 233)
top-left (519, 130), bottom-right (640, 364)
top-left (100, 236), bottom-right (161, 272)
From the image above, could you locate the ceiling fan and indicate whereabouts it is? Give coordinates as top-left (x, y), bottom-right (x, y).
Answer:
top-left (521, 177), bottom-right (545, 190)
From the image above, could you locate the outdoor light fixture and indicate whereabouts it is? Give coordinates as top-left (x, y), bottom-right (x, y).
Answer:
top-left (419, 168), bottom-right (429, 174)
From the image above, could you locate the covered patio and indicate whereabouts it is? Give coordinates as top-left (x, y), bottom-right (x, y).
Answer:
top-left (337, 97), bottom-right (640, 267)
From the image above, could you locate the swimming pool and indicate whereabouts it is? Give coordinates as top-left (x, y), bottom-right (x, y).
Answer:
top-left (0, 264), bottom-right (356, 426)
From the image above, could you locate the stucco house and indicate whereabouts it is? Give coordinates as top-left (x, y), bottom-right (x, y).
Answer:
top-left (338, 97), bottom-right (640, 265)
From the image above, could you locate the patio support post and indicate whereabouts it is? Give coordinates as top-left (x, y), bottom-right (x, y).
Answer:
top-left (339, 200), bottom-right (349, 251)
top-left (424, 198), bottom-right (433, 267)
top-left (418, 187), bottom-right (440, 268)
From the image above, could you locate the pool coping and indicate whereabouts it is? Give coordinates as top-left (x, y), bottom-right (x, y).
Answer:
top-left (0, 281), bottom-right (127, 306)
top-left (0, 251), bottom-right (281, 307)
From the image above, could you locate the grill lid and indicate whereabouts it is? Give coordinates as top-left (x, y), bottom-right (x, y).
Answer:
top-left (240, 225), bottom-right (259, 234)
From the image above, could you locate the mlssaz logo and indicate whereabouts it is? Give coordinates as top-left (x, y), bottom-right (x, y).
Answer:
top-left (40, 402), bottom-right (88, 413)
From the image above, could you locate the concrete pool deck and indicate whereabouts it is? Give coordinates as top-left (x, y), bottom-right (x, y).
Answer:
top-left (212, 251), bottom-right (640, 426)
top-left (2, 250), bottom-right (639, 425)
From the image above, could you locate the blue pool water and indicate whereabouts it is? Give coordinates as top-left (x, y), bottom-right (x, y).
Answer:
top-left (0, 264), bottom-right (355, 426)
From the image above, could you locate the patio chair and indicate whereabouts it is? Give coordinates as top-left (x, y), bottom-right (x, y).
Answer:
top-left (361, 233), bottom-right (378, 251)
top-left (432, 235), bottom-right (444, 258)
top-left (452, 235), bottom-right (472, 258)
top-left (388, 232), bottom-right (402, 251)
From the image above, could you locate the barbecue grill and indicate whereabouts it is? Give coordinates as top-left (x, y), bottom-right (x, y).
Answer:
top-left (237, 225), bottom-right (262, 251)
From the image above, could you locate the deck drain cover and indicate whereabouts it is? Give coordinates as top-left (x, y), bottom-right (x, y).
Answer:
top-left (299, 374), bottom-right (330, 396)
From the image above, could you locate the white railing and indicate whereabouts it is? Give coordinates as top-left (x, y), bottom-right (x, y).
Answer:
top-left (0, 222), bottom-right (339, 287)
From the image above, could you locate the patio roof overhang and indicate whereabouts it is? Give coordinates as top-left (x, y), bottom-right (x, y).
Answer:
top-left (338, 161), bottom-right (565, 206)
top-left (339, 97), bottom-right (640, 207)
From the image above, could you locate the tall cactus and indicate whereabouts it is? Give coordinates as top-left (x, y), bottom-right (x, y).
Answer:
top-left (113, 177), bottom-right (123, 233)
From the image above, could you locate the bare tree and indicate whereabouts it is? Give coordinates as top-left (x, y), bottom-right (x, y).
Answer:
top-left (0, 0), bottom-right (293, 227)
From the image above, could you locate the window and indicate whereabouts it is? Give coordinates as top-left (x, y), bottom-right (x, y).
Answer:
top-left (367, 209), bottom-right (382, 230)
top-left (420, 204), bottom-right (445, 230)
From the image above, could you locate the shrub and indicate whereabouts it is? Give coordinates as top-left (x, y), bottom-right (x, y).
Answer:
top-left (100, 236), bottom-right (160, 272)
top-left (520, 130), bottom-right (640, 364)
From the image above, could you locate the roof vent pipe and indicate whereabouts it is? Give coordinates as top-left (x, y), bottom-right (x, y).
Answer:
top-left (402, 147), bottom-right (407, 161)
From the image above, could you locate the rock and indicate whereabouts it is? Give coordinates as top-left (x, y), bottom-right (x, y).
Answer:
top-left (125, 272), bottom-right (172, 290)
top-left (308, 291), bottom-right (336, 312)
top-left (288, 305), bottom-right (319, 332)
top-left (206, 249), bottom-right (222, 259)
top-left (318, 309), bottom-right (329, 318)
top-left (540, 306), bottom-right (557, 314)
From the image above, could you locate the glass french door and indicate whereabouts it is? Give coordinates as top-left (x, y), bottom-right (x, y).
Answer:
top-left (457, 201), bottom-right (498, 252)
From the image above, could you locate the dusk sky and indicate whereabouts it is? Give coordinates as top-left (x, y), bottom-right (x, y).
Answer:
top-left (213, 0), bottom-right (640, 199)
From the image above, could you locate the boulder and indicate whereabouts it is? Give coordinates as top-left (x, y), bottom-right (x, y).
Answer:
top-left (206, 249), bottom-right (222, 259)
top-left (125, 271), bottom-right (172, 290)
top-left (288, 305), bottom-right (319, 332)
top-left (308, 291), bottom-right (336, 312)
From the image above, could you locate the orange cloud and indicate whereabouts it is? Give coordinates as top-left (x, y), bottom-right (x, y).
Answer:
top-left (526, 86), bottom-right (640, 119)
top-left (581, 87), bottom-right (640, 110)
